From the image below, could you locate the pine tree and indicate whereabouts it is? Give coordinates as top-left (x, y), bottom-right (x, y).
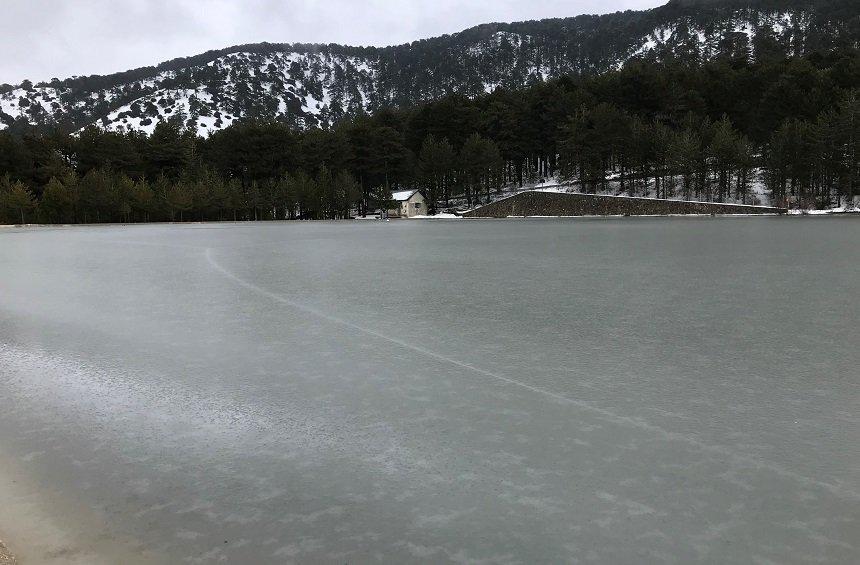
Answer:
top-left (79, 168), bottom-right (114, 222)
top-left (40, 176), bottom-right (73, 223)
top-left (419, 135), bottom-right (455, 213)
top-left (166, 181), bottom-right (193, 221)
top-left (734, 137), bottom-right (757, 204)
top-left (115, 174), bottom-right (135, 223)
top-left (709, 117), bottom-right (741, 203)
top-left (334, 170), bottom-right (360, 218)
top-left (460, 134), bottom-right (488, 206)
top-left (316, 165), bottom-right (335, 219)
top-left (131, 179), bottom-right (155, 222)
top-left (670, 130), bottom-right (702, 201)
top-left (834, 93), bottom-right (859, 207)
top-left (7, 181), bottom-right (36, 224)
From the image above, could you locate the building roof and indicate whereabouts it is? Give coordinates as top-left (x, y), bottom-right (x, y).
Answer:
top-left (391, 189), bottom-right (420, 202)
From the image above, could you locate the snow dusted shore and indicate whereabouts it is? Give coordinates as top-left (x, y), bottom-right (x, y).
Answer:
top-left (788, 207), bottom-right (860, 216)
top-left (433, 173), bottom-right (857, 217)
top-left (0, 541), bottom-right (14, 564)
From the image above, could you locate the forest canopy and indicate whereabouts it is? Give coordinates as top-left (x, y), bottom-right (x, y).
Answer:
top-left (1, 48), bottom-right (858, 224)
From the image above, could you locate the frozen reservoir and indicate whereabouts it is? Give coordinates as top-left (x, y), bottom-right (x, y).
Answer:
top-left (0, 218), bottom-right (858, 564)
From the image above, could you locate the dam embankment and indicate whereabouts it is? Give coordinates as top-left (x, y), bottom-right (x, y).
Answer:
top-left (463, 191), bottom-right (786, 218)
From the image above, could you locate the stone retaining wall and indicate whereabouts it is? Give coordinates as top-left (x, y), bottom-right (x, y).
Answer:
top-left (463, 191), bottom-right (786, 218)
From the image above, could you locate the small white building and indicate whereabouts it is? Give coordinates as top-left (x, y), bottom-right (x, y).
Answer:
top-left (389, 190), bottom-right (427, 218)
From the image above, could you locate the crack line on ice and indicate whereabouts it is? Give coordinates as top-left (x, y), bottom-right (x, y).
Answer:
top-left (205, 248), bottom-right (859, 500)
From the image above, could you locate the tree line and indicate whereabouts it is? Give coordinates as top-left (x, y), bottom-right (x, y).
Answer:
top-left (1, 50), bottom-right (858, 224)
top-left (560, 94), bottom-right (859, 207)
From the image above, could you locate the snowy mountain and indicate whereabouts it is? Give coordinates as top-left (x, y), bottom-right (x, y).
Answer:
top-left (1, 0), bottom-right (856, 137)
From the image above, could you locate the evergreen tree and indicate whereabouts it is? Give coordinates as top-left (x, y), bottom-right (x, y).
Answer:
top-left (670, 130), bottom-right (703, 201)
top-left (166, 181), bottom-right (193, 221)
top-left (709, 117), bottom-right (741, 202)
top-left (0, 47), bottom-right (857, 223)
top-left (145, 118), bottom-right (194, 179)
top-left (334, 170), bottom-right (360, 218)
top-left (79, 168), bottom-right (115, 222)
top-left (40, 177), bottom-right (74, 223)
top-left (131, 179), bottom-right (155, 222)
top-left (419, 135), bottom-right (456, 213)
top-left (6, 181), bottom-right (37, 224)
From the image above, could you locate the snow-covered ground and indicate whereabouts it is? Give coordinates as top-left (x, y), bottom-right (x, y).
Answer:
top-left (445, 172), bottom-right (782, 215)
top-left (1, 49), bottom-right (379, 137)
top-left (1, 6), bottom-right (822, 137)
top-left (788, 207), bottom-right (860, 215)
top-left (530, 188), bottom-right (777, 208)
top-left (630, 10), bottom-right (802, 62)
top-left (410, 213), bottom-right (461, 219)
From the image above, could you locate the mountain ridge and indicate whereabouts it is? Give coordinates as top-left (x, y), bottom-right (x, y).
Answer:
top-left (1, 0), bottom-right (857, 136)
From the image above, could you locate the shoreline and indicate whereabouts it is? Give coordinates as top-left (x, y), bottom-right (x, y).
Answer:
top-left (0, 445), bottom-right (159, 565)
top-left (1, 209), bottom-right (858, 230)
top-left (0, 541), bottom-right (15, 564)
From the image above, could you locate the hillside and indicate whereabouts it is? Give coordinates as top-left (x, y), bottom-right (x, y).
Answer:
top-left (1, 0), bottom-right (857, 137)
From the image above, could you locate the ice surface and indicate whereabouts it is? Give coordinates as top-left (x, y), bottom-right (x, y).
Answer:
top-left (0, 220), bottom-right (858, 564)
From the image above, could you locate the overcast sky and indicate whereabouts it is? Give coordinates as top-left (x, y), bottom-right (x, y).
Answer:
top-left (1, 0), bottom-right (663, 85)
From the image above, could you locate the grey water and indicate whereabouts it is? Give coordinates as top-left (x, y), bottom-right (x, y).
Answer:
top-left (0, 217), bottom-right (858, 564)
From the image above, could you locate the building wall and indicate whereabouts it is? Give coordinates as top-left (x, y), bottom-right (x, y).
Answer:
top-left (391, 193), bottom-right (427, 217)
top-left (405, 193), bottom-right (426, 217)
